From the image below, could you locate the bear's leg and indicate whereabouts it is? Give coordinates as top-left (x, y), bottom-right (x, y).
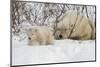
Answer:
top-left (39, 40), bottom-right (47, 45)
top-left (28, 40), bottom-right (34, 45)
top-left (47, 36), bottom-right (54, 45)
top-left (80, 33), bottom-right (91, 40)
top-left (28, 41), bottom-right (39, 46)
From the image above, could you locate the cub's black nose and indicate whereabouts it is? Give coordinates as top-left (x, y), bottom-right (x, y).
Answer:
top-left (28, 37), bottom-right (31, 40)
top-left (59, 35), bottom-right (63, 39)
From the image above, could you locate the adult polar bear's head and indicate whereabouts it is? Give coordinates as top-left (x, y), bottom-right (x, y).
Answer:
top-left (54, 10), bottom-right (95, 40)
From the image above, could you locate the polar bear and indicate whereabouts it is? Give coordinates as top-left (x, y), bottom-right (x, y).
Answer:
top-left (54, 10), bottom-right (95, 40)
top-left (26, 26), bottom-right (54, 45)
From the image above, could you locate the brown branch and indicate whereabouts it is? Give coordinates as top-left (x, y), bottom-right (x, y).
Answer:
top-left (53, 5), bottom-right (65, 35)
top-left (68, 10), bottom-right (79, 38)
top-left (68, 6), bottom-right (85, 39)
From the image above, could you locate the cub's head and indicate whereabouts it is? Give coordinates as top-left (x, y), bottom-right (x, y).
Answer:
top-left (26, 28), bottom-right (38, 41)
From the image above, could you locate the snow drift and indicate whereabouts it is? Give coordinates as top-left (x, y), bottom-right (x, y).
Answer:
top-left (12, 35), bottom-right (95, 66)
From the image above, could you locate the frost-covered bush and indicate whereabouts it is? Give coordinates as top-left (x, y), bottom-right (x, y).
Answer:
top-left (11, 1), bottom-right (96, 36)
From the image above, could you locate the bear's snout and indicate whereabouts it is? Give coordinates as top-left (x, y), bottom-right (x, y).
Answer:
top-left (28, 37), bottom-right (31, 40)
top-left (59, 35), bottom-right (63, 39)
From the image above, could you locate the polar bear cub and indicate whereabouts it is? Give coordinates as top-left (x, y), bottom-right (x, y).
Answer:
top-left (26, 26), bottom-right (54, 45)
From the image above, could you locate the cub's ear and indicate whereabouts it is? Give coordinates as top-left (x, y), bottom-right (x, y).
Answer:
top-left (24, 28), bottom-right (32, 34)
top-left (24, 28), bottom-right (32, 32)
top-left (32, 29), bottom-right (38, 32)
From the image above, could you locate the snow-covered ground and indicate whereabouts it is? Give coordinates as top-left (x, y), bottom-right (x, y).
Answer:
top-left (12, 35), bottom-right (95, 66)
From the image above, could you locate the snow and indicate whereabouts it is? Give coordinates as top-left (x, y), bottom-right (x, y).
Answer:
top-left (12, 36), bottom-right (95, 66)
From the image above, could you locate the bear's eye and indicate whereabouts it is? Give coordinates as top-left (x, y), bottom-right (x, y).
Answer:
top-left (64, 29), bottom-right (67, 31)
top-left (57, 28), bottom-right (61, 30)
top-left (63, 29), bottom-right (67, 31)
top-left (71, 24), bottom-right (73, 27)
top-left (32, 34), bottom-right (34, 35)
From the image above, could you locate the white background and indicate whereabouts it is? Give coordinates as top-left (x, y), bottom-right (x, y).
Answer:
top-left (0, 0), bottom-right (100, 67)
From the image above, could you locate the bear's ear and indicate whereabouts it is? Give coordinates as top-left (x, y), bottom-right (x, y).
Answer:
top-left (24, 28), bottom-right (31, 33)
top-left (33, 29), bottom-right (38, 32)
top-left (25, 28), bottom-right (32, 35)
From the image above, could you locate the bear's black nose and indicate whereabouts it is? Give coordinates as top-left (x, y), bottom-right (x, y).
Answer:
top-left (28, 37), bottom-right (31, 40)
top-left (59, 35), bottom-right (63, 39)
